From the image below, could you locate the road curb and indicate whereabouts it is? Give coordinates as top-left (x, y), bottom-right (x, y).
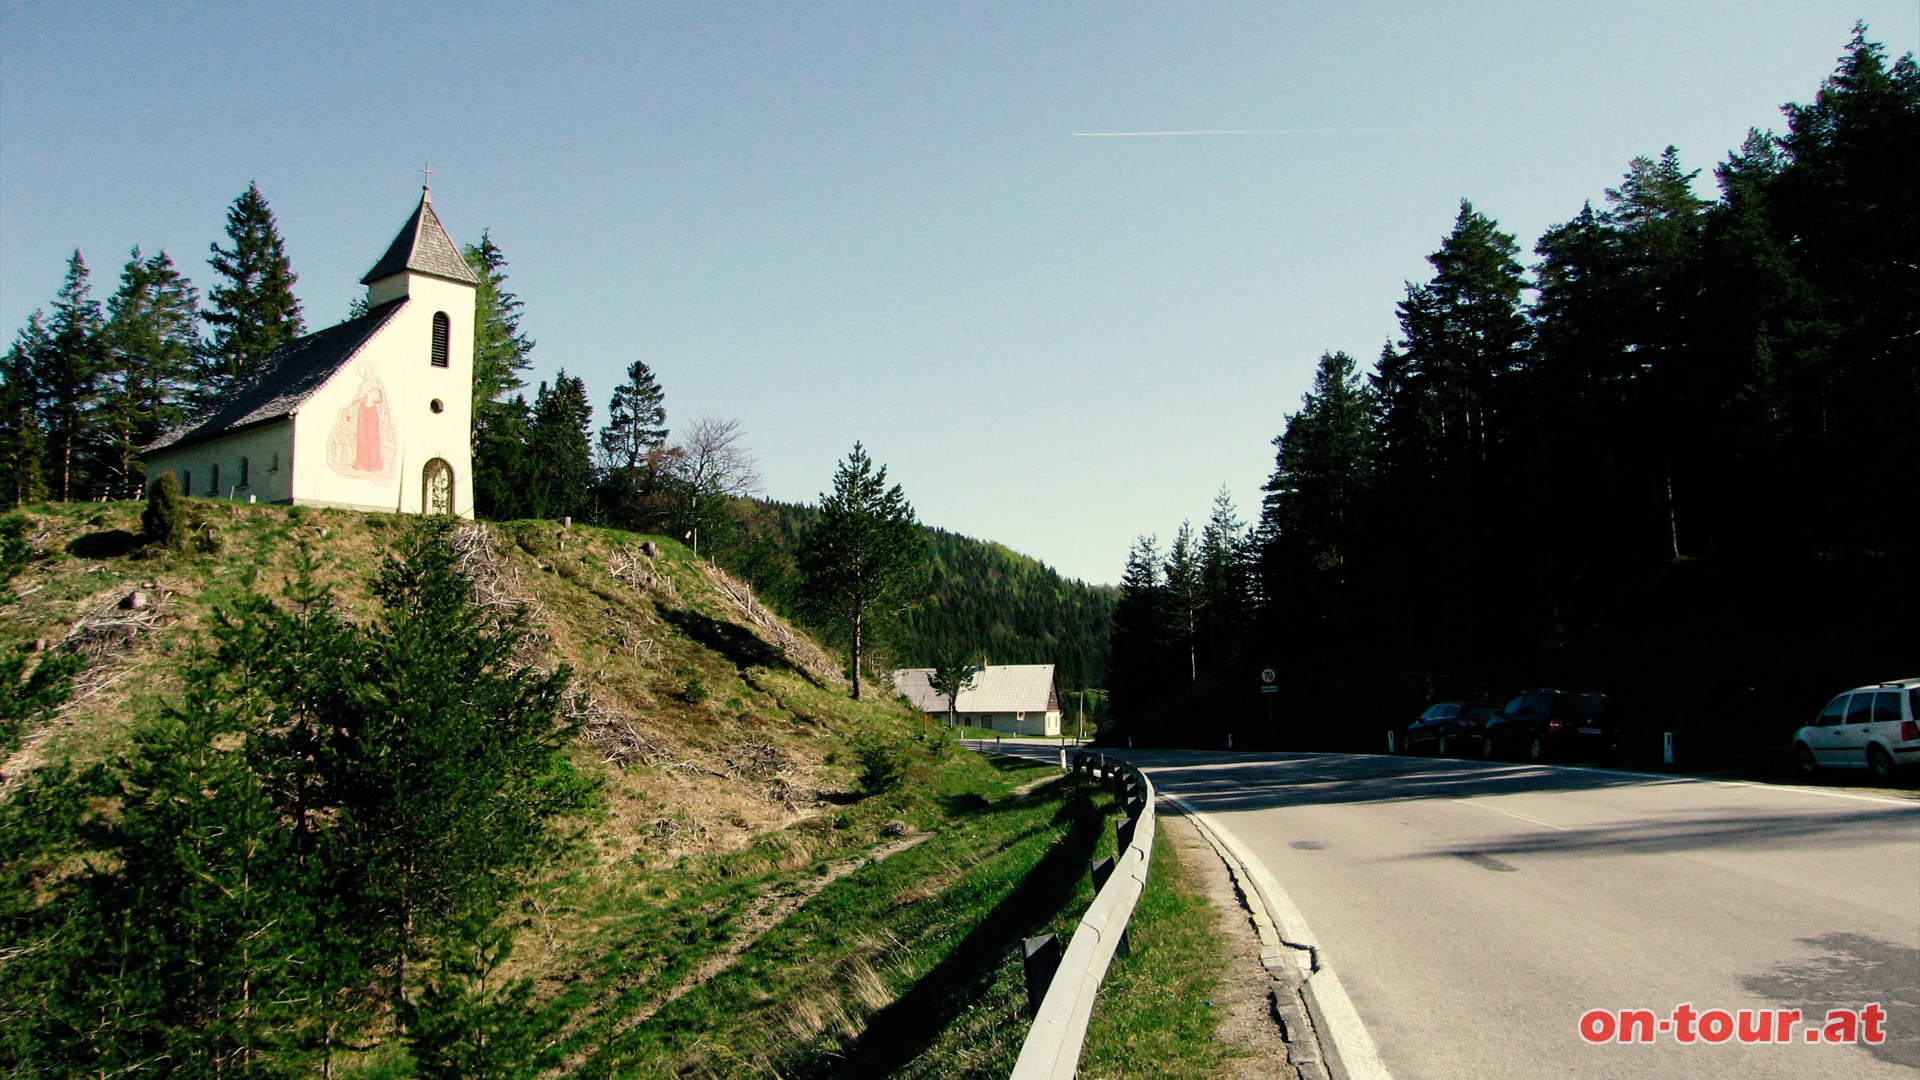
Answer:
top-left (1161, 791), bottom-right (1392, 1080)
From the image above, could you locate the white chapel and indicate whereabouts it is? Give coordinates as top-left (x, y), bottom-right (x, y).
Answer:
top-left (145, 186), bottom-right (477, 517)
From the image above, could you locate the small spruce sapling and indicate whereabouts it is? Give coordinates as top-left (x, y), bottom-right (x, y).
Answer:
top-left (140, 473), bottom-right (184, 547)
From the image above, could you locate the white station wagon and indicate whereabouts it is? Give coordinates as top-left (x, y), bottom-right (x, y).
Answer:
top-left (1792, 678), bottom-right (1920, 783)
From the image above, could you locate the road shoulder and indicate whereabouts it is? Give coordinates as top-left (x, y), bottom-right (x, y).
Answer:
top-left (1161, 808), bottom-right (1321, 1079)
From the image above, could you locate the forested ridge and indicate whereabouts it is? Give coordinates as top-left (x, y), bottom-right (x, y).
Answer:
top-left (1108, 27), bottom-right (1918, 759)
top-left (725, 499), bottom-right (1116, 698)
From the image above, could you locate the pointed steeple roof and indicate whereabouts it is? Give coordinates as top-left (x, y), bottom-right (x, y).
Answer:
top-left (361, 188), bottom-right (480, 286)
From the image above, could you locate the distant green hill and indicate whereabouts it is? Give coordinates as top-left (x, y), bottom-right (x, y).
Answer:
top-left (727, 499), bottom-right (1116, 696)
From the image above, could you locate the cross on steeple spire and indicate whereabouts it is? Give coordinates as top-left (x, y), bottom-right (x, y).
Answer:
top-left (420, 162), bottom-right (433, 193)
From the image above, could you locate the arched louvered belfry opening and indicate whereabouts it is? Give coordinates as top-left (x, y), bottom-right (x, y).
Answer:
top-left (431, 311), bottom-right (450, 367)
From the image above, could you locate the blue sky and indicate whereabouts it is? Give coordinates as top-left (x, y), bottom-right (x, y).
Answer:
top-left (3, 2), bottom-right (1913, 584)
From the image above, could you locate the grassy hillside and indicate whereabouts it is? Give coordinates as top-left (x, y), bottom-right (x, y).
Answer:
top-left (0, 499), bottom-right (1130, 1077)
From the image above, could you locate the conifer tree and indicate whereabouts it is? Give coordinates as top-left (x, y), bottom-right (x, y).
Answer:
top-left (464, 233), bottom-right (535, 415)
top-left (474, 394), bottom-right (535, 520)
top-left (35, 252), bottom-right (108, 501)
top-left (203, 182), bottom-right (303, 396)
top-left (1197, 488), bottom-right (1251, 676)
top-left (0, 319), bottom-right (50, 505)
top-left (341, 519), bottom-right (588, 996)
top-left (103, 249), bottom-right (201, 498)
top-left (141, 473), bottom-right (185, 548)
top-left (1164, 522), bottom-right (1202, 684)
top-left (599, 359), bottom-right (668, 471)
top-left (528, 373), bottom-right (595, 519)
top-left (1107, 535), bottom-right (1168, 732)
top-left (798, 443), bottom-right (924, 700)
top-left (597, 360), bottom-right (670, 530)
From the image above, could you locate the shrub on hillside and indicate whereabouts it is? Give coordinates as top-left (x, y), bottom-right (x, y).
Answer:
top-left (140, 474), bottom-right (184, 547)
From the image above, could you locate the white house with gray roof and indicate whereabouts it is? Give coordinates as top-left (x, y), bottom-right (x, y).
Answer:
top-left (145, 186), bottom-right (477, 516)
top-left (891, 663), bottom-right (1062, 736)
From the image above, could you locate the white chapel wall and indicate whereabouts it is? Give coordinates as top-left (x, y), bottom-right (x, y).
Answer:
top-left (150, 423), bottom-right (296, 505)
top-left (292, 273), bottom-right (475, 516)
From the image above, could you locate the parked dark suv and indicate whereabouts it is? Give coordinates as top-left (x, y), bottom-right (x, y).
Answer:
top-left (1483, 690), bottom-right (1618, 762)
top-left (1400, 701), bottom-right (1500, 757)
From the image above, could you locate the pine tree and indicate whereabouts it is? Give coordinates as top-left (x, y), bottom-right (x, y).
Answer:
top-left (103, 249), bottom-right (201, 498)
top-left (1196, 488), bottom-right (1251, 677)
top-left (1164, 522), bottom-right (1202, 684)
top-left (341, 519), bottom-right (589, 998)
top-left (1258, 350), bottom-right (1375, 619)
top-left (0, 318), bottom-right (50, 505)
top-left (464, 233), bottom-right (535, 415)
top-left (1107, 535), bottom-right (1169, 733)
top-left (473, 394), bottom-right (534, 520)
top-left (203, 182), bottom-right (303, 396)
top-left (1769, 25), bottom-right (1920, 556)
top-left (35, 252), bottom-right (108, 501)
top-left (598, 359), bottom-right (668, 472)
top-left (597, 360), bottom-right (669, 530)
top-left (1394, 201), bottom-right (1528, 478)
top-left (464, 233), bottom-right (538, 520)
top-left (797, 443), bottom-right (924, 700)
top-left (528, 373), bottom-right (594, 519)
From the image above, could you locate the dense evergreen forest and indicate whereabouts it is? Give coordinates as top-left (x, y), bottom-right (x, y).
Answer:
top-left (720, 499), bottom-right (1116, 699)
top-left (1108, 28), bottom-right (1918, 760)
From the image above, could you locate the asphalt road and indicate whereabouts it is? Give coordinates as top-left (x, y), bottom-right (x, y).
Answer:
top-left (982, 742), bottom-right (1920, 1079)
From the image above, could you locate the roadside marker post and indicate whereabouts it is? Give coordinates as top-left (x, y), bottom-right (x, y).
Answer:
top-left (1664, 732), bottom-right (1675, 766)
top-left (1023, 935), bottom-right (1063, 1017)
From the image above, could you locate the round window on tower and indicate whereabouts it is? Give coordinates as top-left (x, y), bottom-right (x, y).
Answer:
top-left (430, 398), bottom-right (445, 414)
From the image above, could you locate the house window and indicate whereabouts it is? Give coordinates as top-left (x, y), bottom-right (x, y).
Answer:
top-left (269, 452), bottom-right (280, 474)
top-left (209, 463), bottom-right (220, 495)
top-left (239, 456), bottom-right (249, 488)
top-left (431, 311), bottom-right (450, 368)
top-left (180, 470), bottom-right (191, 495)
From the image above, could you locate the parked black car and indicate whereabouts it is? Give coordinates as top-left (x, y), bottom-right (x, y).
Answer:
top-left (1400, 701), bottom-right (1500, 757)
top-left (1482, 690), bottom-right (1618, 762)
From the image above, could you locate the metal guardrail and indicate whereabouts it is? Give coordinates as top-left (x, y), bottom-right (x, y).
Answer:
top-left (1010, 752), bottom-right (1156, 1080)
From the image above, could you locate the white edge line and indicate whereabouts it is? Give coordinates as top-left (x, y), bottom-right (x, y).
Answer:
top-left (1161, 791), bottom-right (1393, 1080)
top-left (1454, 799), bottom-right (1571, 831)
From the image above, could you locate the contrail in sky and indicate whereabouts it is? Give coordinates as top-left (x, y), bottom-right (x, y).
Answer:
top-left (1073, 128), bottom-right (1435, 137)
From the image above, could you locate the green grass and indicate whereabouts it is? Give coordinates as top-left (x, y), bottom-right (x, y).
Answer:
top-left (8, 503), bottom-right (1246, 1079)
top-left (534, 749), bottom-right (1109, 1078)
top-left (1079, 821), bottom-right (1239, 1078)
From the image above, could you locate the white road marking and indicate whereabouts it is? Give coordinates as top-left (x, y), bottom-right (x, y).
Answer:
top-left (1454, 799), bottom-right (1571, 831)
top-left (1161, 791), bottom-right (1394, 1080)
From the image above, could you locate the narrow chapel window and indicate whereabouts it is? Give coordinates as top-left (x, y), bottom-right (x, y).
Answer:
top-left (180, 470), bottom-right (191, 496)
top-left (431, 311), bottom-right (450, 368)
top-left (239, 457), bottom-right (249, 488)
top-left (210, 464), bottom-right (220, 495)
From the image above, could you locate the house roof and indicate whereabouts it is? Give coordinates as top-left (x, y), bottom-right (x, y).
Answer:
top-left (145, 299), bottom-right (406, 454)
top-left (360, 190), bottom-right (479, 286)
top-left (891, 664), bottom-right (1057, 714)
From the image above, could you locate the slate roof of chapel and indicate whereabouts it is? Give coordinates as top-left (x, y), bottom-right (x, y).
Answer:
top-left (144, 299), bottom-right (406, 454)
top-left (891, 664), bottom-right (1058, 714)
top-left (361, 190), bottom-right (480, 286)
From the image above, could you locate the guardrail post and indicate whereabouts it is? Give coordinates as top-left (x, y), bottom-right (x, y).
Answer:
top-left (1116, 814), bottom-right (1136, 855)
top-left (1089, 856), bottom-right (1114, 891)
top-left (1024, 934), bottom-right (1062, 1017)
